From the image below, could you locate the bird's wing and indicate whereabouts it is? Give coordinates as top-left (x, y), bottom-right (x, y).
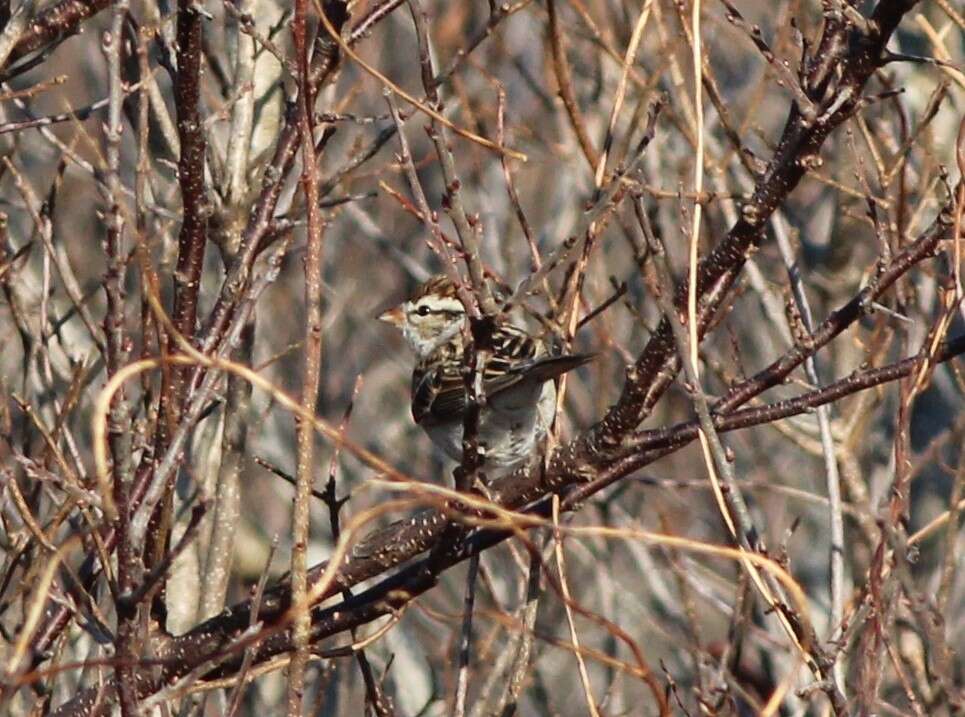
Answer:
top-left (411, 325), bottom-right (591, 425)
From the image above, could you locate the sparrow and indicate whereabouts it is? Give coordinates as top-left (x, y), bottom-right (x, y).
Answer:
top-left (379, 274), bottom-right (592, 473)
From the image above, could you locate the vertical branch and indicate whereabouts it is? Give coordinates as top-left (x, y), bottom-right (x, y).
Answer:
top-left (197, 0), bottom-right (347, 358)
top-left (220, 0), bottom-right (258, 256)
top-left (404, 0), bottom-right (491, 500)
top-left (552, 495), bottom-right (599, 717)
top-left (639, 199), bottom-right (844, 709)
top-left (686, 0), bottom-right (704, 376)
top-left (772, 213), bottom-right (847, 694)
top-left (453, 552), bottom-right (479, 717)
top-left (495, 87), bottom-right (541, 273)
top-left (546, 0), bottom-right (598, 173)
top-left (103, 0), bottom-right (130, 515)
top-left (288, 0), bottom-right (327, 710)
top-left (384, 92), bottom-right (470, 312)
top-left (406, 0), bottom-right (495, 314)
top-left (938, 128), bottom-right (965, 614)
top-left (321, 377), bottom-right (396, 716)
top-left (198, 319), bottom-right (252, 620)
top-left (496, 549), bottom-right (541, 715)
top-left (146, 0), bottom-right (209, 614)
top-left (593, 0), bottom-right (653, 187)
top-left (936, 444), bottom-right (964, 614)
top-left (134, 23), bottom-right (159, 417)
top-left (223, 0), bottom-right (257, 210)
top-left (103, 0), bottom-right (136, 713)
top-left (170, 0), bottom-right (208, 369)
top-left (384, 89), bottom-right (485, 493)
top-left (225, 537), bottom-right (279, 717)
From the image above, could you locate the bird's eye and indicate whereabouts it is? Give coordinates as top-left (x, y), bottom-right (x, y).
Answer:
top-left (416, 305), bottom-right (431, 316)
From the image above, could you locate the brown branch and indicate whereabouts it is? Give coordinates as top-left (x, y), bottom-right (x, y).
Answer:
top-left (6, 0), bottom-right (109, 66)
top-left (587, 0), bottom-right (925, 451)
top-left (571, 195), bottom-right (954, 502)
top-left (211, 190), bottom-right (952, 652)
top-left (320, 380), bottom-right (396, 717)
top-left (103, 0), bottom-right (136, 711)
top-left (198, 0), bottom-right (350, 356)
top-left (408, 0), bottom-right (495, 314)
top-left (287, 0), bottom-right (330, 709)
top-left (546, 0), bottom-right (599, 172)
top-left (170, 0), bottom-right (208, 373)
top-left (49, 329), bottom-right (964, 717)
top-left (24, 1), bottom-right (955, 714)
top-left (143, 0), bottom-right (210, 630)
top-left (47, 6), bottom-right (939, 712)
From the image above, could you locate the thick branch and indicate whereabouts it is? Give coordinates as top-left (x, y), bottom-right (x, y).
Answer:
top-left (7, 0), bottom-right (110, 66)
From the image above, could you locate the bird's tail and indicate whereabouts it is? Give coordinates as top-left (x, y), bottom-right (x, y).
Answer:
top-left (524, 353), bottom-right (595, 382)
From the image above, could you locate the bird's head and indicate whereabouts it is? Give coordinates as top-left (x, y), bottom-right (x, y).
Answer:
top-left (379, 275), bottom-right (467, 358)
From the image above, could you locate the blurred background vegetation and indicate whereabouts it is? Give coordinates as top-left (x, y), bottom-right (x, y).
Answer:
top-left (0, 0), bottom-right (962, 714)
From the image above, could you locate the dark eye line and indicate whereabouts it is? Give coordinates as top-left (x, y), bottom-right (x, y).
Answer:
top-left (409, 305), bottom-right (463, 319)
top-left (410, 306), bottom-right (463, 318)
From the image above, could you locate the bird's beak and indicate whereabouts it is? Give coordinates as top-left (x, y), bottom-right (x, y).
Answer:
top-left (378, 306), bottom-right (404, 328)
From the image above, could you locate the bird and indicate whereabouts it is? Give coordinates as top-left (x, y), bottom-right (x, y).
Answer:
top-left (379, 274), bottom-right (592, 474)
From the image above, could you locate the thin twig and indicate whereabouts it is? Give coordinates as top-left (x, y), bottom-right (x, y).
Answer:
top-left (771, 212), bottom-right (847, 695)
top-left (406, 0), bottom-right (496, 314)
top-left (553, 496), bottom-right (599, 717)
top-left (225, 537), bottom-right (280, 717)
top-left (287, 0), bottom-right (330, 711)
top-left (546, 0), bottom-right (598, 171)
top-left (453, 553), bottom-right (480, 717)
